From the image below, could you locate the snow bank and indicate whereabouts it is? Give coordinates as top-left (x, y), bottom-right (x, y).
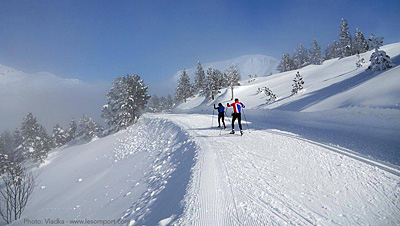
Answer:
top-left (8, 117), bottom-right (199, 226)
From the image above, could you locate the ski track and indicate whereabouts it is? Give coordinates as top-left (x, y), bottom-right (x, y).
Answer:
top-left (146, 114), bottom-right (400, 225)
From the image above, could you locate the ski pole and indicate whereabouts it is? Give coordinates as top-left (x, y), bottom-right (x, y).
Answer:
top-left (242, 109), bottom-right (250, 133)
top-left (211, 108), bottom-right (215, 128)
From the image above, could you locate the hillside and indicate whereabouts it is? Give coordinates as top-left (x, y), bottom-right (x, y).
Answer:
top-left (176, 42), bottom-right (400, 112)
top-left (175, 42), bottom-right (400, 166)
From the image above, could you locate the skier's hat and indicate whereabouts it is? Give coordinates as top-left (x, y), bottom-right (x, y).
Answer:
top-left (235, 98), bottom-right (239, 101)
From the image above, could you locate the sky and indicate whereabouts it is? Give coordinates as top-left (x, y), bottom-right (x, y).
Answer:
top-left (1, 0), bottom-right (399, 95)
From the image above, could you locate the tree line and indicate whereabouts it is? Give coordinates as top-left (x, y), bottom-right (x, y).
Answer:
top-left (175, 62), bottom-right (241, 103)
top-left (277, 18), bottom-right (384, 72)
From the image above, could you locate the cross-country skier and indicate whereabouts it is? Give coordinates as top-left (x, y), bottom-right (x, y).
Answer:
top-left (214, 103), bottom-right (226, 129)
top-left (227, 98), bottom-right (245, 135)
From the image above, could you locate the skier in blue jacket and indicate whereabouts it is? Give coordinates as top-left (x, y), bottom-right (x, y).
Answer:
top-left (214, 103), bottom-right (226, 129)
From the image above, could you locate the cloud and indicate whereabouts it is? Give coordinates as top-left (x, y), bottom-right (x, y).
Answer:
top-left (0, 64), bottom-right (109, 132)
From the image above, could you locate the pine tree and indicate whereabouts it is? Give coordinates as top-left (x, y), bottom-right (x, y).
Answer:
top-left (77, 115), bottom-right (102, 140)
top-left (338, 18), bottom-right (353, 57)
top-left (277, 53), bottom-right (295, 72)
top-left (52, 124), bottom-right (67, 148)
top-left (226, 65), bottom-right (241, 100)
top-left (356, 53), bottom-right (365, 68)
top-left (159, 96), bottom-right (167, 112)
top-left (102, 74), bottom-right (151, 131)
top-left (20, 113), bottom-right (41, 161)
top-left (194, 61), bottom-right (206, 93)
top-left (368, 34), bottom-right (393, 71)
top-left (203, 68), bottom-right (221, 100)
top-left (66, 119), bottom-right (77, 143)
top-left (264, 87), bottom-right (277, 103)
top-left (292, 71), bottom-right (305, 95)
top-left (34, 125), bottom-right (51, 162)
top-left (12, 129), bottom-right (24, 162)
top-left (310, 39), bottom-right (324, 65)
top-left (166, 95), bottom-right (174, 112)
top-left (175, 70), bottom-right (194, 103)
top-left (354, 28), bottom-right (369, 54)
top-left (324, 40), bottom-right (342, 60)
top-left (0, 132), bottom-right (14, 175)
top-left (149, 95), bottom-right (160, 113)
top-left (292, 44), bottom-right (310, 69)
top-left (213, 69), bottom-right (228, 90)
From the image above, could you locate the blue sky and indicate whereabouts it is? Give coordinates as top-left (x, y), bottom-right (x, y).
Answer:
top-left (1, 0), bottom-right (399, 94)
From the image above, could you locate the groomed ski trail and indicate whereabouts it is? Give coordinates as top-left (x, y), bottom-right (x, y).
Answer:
top-left (145, 114), bottom-right (400, 225)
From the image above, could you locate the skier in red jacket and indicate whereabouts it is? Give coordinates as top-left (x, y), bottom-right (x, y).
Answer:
top-left (227, 98), bottom-right (245, 135)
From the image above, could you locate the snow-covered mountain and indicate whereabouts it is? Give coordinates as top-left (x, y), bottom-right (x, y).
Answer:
top-left (0, 64), bottom-right (109, 132)
top-left (172, 54), bottom-right (279, 81)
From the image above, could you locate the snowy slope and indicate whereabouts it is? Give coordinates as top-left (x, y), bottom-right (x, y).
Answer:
top-left (176, 42), bottom-right (400, 112)
top-left (172, 54), bottom-right (279, 82)
top-left (8, 117), bottom-right (198, 226)
top-left (6, 114), bottom-right (399, 225)
top-left (0, 64), bottom-right (109, 132)
top-left (174, 42), bottom-right (400, 166)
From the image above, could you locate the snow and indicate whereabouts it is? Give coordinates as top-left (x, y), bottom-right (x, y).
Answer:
top-left (3, 43), bottom-right (400, 226)
top-left (175, 42), bottom-right (400, 166)
top-left (5, 112), bottom-right (398, 225)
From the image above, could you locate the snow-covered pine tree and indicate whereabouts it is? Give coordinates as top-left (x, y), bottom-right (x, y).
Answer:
top-left (159, 96), bottom-right (167, 112)
top-left (0, 132), bottom-right (13, 175)
top-left (325, 40), bottom-right (343, 60)
top-left (277, 53), bottom-right (295, 72)
top-left (264, 87), bottom-right (277, 104)
top-left (149, 95), bottom-right (160, 112)
top-left (291, 71), bottom-right (305, 95)
top-left (310, 39), bottom-right (324, 65)
top-left (20, 113), bottom-right (41, 161)
top-left (175, 70), bottom-right (194, 103)
top-left (226, 64), bottom-right (241, 100)
top-left (218, 70), bottom-right (228, 89)
top-left (292, 44), bottom-right (310, 69)
top-left (194, 61), bottom-right (206, 93)
top-left (34, 125), bottom-right (51, 162)
top-left (12, 128), bottom-right (24, 162)
top-left (166, 94), bottom-right (174, 112)
top-left (203, 68), bottom-right (220, 100)
top-left (77, 115), bottom-right (102, 140)
top-left (102, 74), bottom-right (151, 131)
top-left (338, 18), bottom-right (353, 57)
top-left (76, 115), bottom-right (89, 139)
top-left (368, 34), bottom-right (393, 71)
top-left (86, 118), bottom-right (103, 139)
top-left (354, 28), bottom-right (369, 54)
top-left (324, 44), bottom-right (334, 60)
top-left (248, 74), bottom-right (256, 83)
top-left (356, 53), bottom-right (365, 68)
top-left (66, 118), bottom-right (77, 143)
top-left (52, 124), bottom-right (67, 148)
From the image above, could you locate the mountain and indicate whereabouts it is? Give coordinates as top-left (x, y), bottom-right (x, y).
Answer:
top-left (172, 54), bottom-right (279, 81)
top-left (0, 64), bottom-right (109, 132)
